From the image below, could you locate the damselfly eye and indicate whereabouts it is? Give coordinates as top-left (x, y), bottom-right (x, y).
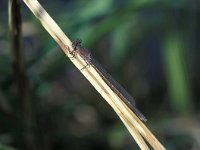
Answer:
top-left (72, 39), bottom-right (82, 49)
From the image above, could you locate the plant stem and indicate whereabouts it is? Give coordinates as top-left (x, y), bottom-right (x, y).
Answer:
top-left (8, 0), bottom-right (37, 149)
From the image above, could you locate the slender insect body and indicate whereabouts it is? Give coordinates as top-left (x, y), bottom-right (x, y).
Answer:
top-left (72, 40), bottom-right (147, 122)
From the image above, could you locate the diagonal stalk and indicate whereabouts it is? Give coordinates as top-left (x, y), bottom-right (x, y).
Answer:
top-left (22, 0), bottom-right (166, 149)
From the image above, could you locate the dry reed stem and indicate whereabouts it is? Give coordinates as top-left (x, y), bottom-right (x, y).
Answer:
top-left (22, 0), bottom-right (166, 149)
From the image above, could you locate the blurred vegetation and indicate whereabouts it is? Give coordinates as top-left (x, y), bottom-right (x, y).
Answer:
top-left (0, 0), bottom-right (200, 150)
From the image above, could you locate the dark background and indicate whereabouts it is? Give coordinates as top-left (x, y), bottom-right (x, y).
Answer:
top-left (0, 0), bottom-right (200, 150)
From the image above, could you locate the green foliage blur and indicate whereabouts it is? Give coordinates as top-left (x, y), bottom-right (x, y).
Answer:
top-left (0, 0), bottom-right (199, 149)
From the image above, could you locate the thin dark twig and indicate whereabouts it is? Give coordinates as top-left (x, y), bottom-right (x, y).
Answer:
top-left (8, 0), bottom-right (37, 149)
